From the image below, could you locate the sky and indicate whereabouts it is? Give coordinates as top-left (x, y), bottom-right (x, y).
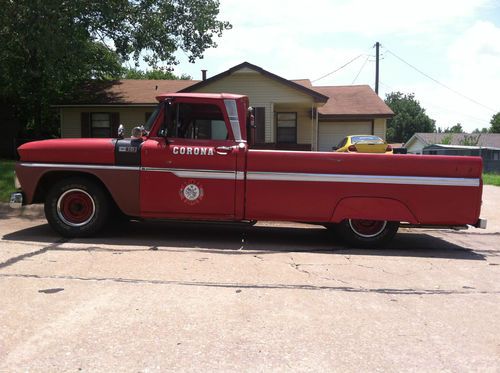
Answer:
top-left (170, 0), bottom-right (500, 132)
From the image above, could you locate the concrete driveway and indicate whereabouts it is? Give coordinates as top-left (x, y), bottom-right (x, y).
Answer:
top-left (0, 187), bottom-right (499, 372)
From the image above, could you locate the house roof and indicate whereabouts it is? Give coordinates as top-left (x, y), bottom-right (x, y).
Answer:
top-left (314, 85), bottom-right (394, 118)
top-left (405, 133), bottom-right (500, 148)
top-left (56, 79), bottom-right (199, 106)
top-left (179, 61), bottom-right (329, 103)
top-left (53, 63), bottom-right (393, 119)
top-left (425, 144), bottom-right (499, 150)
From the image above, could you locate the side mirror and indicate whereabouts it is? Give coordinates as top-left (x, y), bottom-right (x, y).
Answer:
top-left (131, 126), bottom-right (143, 139)
top-left (117, 124), bottom-right (124, 139)
top-left (158, 128), bottom-right (168, 137)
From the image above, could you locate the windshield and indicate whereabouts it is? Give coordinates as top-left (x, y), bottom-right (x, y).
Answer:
top-left (144, 104), bottom-right (161, 132)
top-left (351, 135), bottom-right (384, 144)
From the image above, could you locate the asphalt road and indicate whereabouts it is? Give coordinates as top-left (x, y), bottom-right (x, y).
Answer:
top-left (0, 187), bottom-right (499, 372)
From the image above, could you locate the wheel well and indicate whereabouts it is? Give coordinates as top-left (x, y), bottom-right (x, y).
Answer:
top-left (33, 171), bottom-right (117, 208)
top-left (330, 197), bottom-right (418, 224)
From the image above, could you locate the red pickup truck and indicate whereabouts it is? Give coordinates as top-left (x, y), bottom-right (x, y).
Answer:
top-left (10, 93), bottom-right (486, 247)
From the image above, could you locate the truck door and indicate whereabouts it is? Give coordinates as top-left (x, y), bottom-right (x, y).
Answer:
top-left (140, 98), bottom-right (240, 219)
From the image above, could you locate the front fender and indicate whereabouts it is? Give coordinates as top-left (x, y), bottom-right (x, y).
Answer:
top-left (330, 197), bottom-right (418, 224)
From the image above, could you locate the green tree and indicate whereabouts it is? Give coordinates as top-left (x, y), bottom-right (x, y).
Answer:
top-left (460, 134), bottom-right (481, 146)
top-left (443, 123), bottom-right (464, 133)
top-left (490, 112), bottom-right (500, 133)
top-left (0, 0), bottom-right (230, 136)
top-left (122, 68), bottom-right (192, 80)
top-left (472, 127), bottom-right (490, 133)
top-left (441, 133), bottom-right (453, 145)
top-left (384, 92), bottom-right (436, 143)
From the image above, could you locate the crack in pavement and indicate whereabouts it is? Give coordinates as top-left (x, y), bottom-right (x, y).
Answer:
top-left (1, 272), bottom-right (499, 295)
top-left (0, 238), bottom-right (68, 270)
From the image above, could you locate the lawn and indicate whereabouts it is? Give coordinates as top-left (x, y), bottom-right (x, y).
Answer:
top-left (483, 173), bottom-right (500, 187)
top-left (0, 159), bottom-right (16, 202)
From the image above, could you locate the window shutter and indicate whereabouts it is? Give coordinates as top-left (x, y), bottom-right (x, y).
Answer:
top-left (110, 112), bottom-right (120, 137)
top-left (254, 107), bottom-right (265, 143)
top-left (81, 112), bottom-right (90, 137)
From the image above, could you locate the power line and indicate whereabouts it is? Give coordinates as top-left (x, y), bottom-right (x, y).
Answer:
top-left (383, 46), bottom-right (495, 112)
top-left (312, 54), bottom-right (365, 83)
top-left (352, 55), bottom-right (370, 84)
top-left (379, 80), bottom-right (490, 128)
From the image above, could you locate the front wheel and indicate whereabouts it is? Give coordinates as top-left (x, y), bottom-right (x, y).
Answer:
top-left (44, 177), bottom-right (109, 237)
top-left (335, 219), bottom-right (399, 248)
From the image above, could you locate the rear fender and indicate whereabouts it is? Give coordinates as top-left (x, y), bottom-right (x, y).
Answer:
top-left (330, 197), bottom-right (418, 224)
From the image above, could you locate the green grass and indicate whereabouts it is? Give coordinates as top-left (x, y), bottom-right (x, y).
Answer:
top-left (0, 159), bottom-right (16, 202)
top-left (483, 173), bottom-right (500, 186)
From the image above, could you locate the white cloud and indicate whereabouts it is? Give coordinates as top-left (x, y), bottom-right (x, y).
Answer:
top-left (173, 0), bottom-right (498, 131)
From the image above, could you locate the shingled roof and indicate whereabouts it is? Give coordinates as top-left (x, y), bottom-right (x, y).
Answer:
top-left (57, 79), bottom-right (198, 106)
top-left (54, 63), bottom-right (393, 119)
top-left (406, 133), bottom-right (500, 148)
top-left (314, 85), bottom-right (394, 118)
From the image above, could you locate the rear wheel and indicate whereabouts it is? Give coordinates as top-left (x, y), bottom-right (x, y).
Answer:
top-left (44, 177), bottom-right (109, 237)
top-left (335, 219), bottom-right (399, 248)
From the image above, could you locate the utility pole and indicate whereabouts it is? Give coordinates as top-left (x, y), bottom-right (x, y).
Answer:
top-left (375, 42), bottom-right (380, 95)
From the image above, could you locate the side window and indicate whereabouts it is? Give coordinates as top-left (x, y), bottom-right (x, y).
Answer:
top-left (166, 103), bottom-right (229, 140)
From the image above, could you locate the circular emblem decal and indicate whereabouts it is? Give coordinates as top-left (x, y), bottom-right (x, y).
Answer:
top-left (180, 181), bottom-right (204, 205)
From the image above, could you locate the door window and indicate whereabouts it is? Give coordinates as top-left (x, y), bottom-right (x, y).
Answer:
top-left (164, 103), bottom-right (228, 140)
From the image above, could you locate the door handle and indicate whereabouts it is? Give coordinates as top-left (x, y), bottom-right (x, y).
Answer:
top-left (216, 146), bottom-right (233, 155)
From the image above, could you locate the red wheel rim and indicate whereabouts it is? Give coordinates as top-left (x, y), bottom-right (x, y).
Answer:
top-left (57, 189), bottom-right (95, 227)
top-left (348, 219), bottom-right (387, 238)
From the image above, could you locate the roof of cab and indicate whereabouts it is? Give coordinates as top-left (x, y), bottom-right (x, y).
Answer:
top-left (155, 92), bottom-right (246, 102)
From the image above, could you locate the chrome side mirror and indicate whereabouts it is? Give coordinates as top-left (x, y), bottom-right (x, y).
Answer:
top-left (117, 124), bottom-right (124, 139)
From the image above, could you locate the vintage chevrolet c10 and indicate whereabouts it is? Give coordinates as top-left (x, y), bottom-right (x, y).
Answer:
top-left (10, 93), bottom-right (486, 247)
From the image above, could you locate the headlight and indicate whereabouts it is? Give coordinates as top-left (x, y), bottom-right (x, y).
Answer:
top-left (14, 171), bottom-right (21, 189)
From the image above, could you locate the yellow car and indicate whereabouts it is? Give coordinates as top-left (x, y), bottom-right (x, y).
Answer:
top-left (335, 135), bottom-right (393, 154)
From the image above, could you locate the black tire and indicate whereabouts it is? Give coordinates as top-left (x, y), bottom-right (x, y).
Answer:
top-left (44, 177), bottom-right (109, 238)
top-left (334, 219), bottom-right (399, 248)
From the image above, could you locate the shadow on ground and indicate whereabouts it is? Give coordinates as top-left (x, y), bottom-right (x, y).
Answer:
top-left (2, 220), bottom-right (488, 261)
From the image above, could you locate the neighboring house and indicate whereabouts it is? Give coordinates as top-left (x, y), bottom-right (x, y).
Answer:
top-left (405, 132), bottom-right (500, 154)
top-left (54, 62), bottom-right (393, 151)
top-left (422, 144), bottom-right (500, 172)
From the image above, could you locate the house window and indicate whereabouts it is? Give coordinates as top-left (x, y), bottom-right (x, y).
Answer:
top-left (91, 113), bottom-right (111, 138)
top-left (276, 112), bottom-right (297, 144)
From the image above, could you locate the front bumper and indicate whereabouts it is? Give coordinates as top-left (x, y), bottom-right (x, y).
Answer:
top-left (9, 192), bottom-right (23, 209)
top-left (475, 218), bottom-right (487, 229)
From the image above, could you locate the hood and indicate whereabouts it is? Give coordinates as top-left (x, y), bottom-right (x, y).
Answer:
top-left (18, 138), bottom-right (116, 164)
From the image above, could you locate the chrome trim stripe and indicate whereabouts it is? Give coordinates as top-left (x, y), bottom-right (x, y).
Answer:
top-left (141, 167), bottom-right (237, 180)
top-left (19, 162), bottom-right (480, 186)
top-left (247, 171), bottom-right (480, 187)
top-left (236, 171), bottom-right (245, 181)
top-left (20, 163), bottom-right (139, 171)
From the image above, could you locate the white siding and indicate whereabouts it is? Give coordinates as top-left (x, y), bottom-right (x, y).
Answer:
top-left (374, 118), bottom-right (387, 140)
top-left (60, 107), bottom-right (155, 138)
top-left (406, 139), bottom-right (427, 154)
top-left (193, 71), bottom-right (315, 143)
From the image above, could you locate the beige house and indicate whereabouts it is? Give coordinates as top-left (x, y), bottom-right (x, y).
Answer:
top-left (55, 62), bottom-right (393, 151)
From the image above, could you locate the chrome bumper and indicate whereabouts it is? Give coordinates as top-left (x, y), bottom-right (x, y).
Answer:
top-left (9, 192), bottom-right (23, 209)
top-left (475, 218), bottom-right (487, 229)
